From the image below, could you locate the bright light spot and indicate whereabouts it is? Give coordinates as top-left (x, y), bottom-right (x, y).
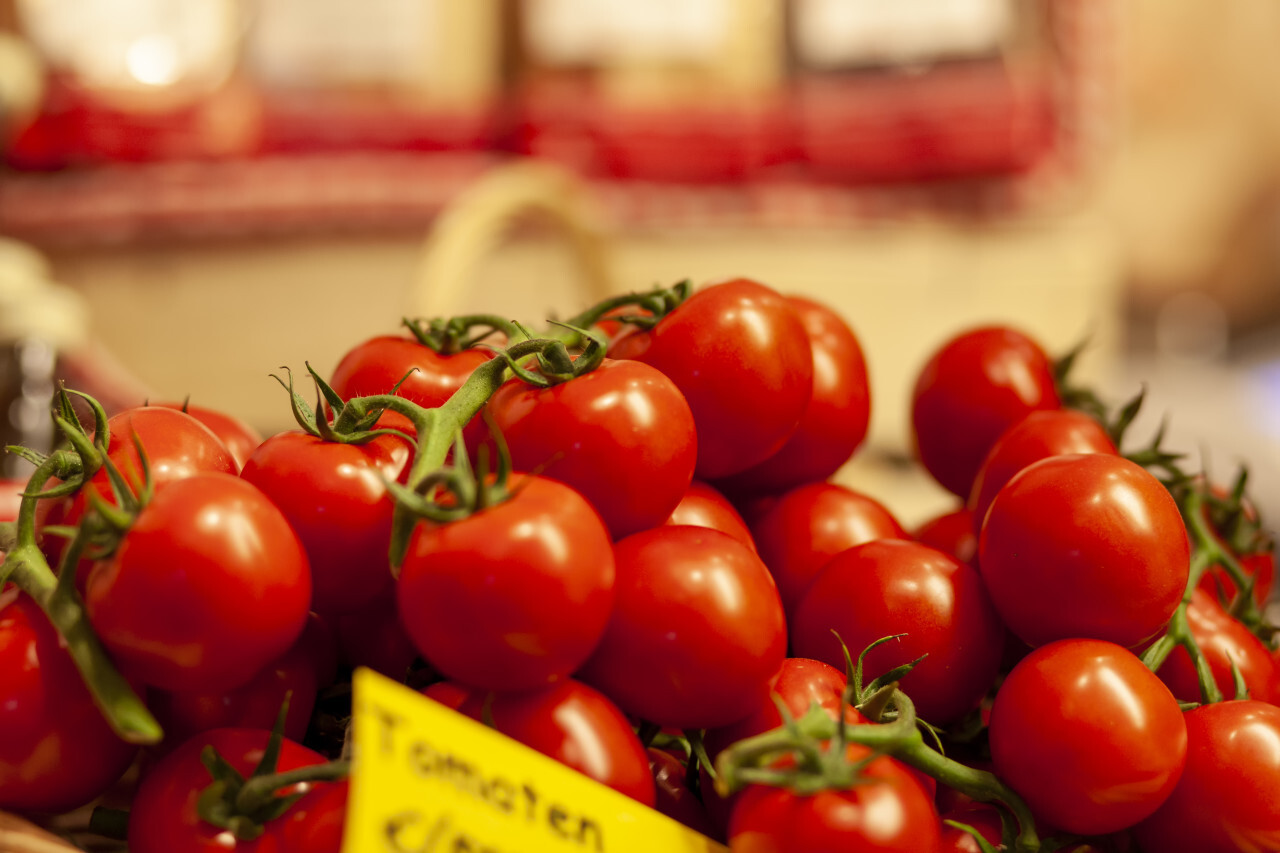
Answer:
top-left (1109, 479), bottom-right (1152, 534)
top-left (214, 830), bottom-right (238, 849)
top-left (861, 785), bottom-right (907, 838)
top-left (126, 34), bottom-right (179, 85)
top-left (512, 519), bottom-right (569, 566)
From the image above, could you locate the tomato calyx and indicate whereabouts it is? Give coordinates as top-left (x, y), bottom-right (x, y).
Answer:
top-left (385, 419), bottom-right (515, 527)
top-left (564, 279), bottom-right (692, 333)
top-left (271, 364), bottom-right (418, 447)
top-left (402, 314), bottom-right (517, 354)
top-left (491, 323), bottom-right (607, 387)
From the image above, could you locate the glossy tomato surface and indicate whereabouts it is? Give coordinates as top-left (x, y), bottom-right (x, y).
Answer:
top-left (1155, 588), bottom-right (1279, 705)
top-left (85, 473), bottom-right (312, 692)
top-left (152, 401), bottom-right (264, 472)
top-left (397, 473), bottom-right (615, 690)
top-left (576, 525), bottom-right (787, 730)
top-left (486, 358), bottom-right (697, 539)
top-left (664, 480), bottom-right (757, 553)
top-left (911, 326), bottom-right (1060, 497)
top-left (988, 639), bottom-right (1187, 836)
top-left (608, 278), bottom-right (813, 480)
top-left (978, 454), bottom-right (1189, 648)
top-left (913, 506), bottom-right (978, 567)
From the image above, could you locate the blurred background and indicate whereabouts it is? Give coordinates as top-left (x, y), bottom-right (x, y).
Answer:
top-left (0, 0), bottom-right (1278, 535)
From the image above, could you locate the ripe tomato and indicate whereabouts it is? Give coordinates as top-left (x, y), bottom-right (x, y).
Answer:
top-left (396, 473), bottom-right (615, 691)
top-left (1155, 588), bottom-right (1280, 705)
top-left (966, 408), bottom-right (1116, 533)
top-left (664, 480), bottom-right (757, 553)
top-left (728, 744), bottom-right (943, 853)
top-left (938, 803), bottom-right (1005, 853)
top-left (1199, 549), bottom-right (1275, 611)
top-left (791, 539), bottom-right (1005, 725)
top-left (913, 506), bottom-right (978, 566)
top-left (85, 473), bottom-right (312, 693)
top-left (608, 278), bottom-right (813, 480)
top-left (1132, 700), bottom-right (1280, 853)
top-left (978, 453), bottom-right (1189, 649)
top-left (334, 587), bottom-right (419, 681)
top-left (240, 430), bottom-right (411, 617)
top-left (273, 778), bottom-right (348, 853)
top-left (485, 358), bottom-right (697, 539)
top-left (152, 401), bottom-right (264, 472)
top-left (576, 525), bottom-right (787, 730)
top-left (0, 587), bottom-right (138, 814)
top-left (750, 481), bottom-right (907, 617)
top-left (712, 295), bottom-right (870, 496)
top-left (128, 727), bottom-right (328, 853)
top-left (649, 748), bottom-right (718, 838)
top-left (988, 639), bottom-right (1187, 836)
top-left (424, 678), bottom-right (656, 807)
top-left (911, 326), bottom-right (1060, 497)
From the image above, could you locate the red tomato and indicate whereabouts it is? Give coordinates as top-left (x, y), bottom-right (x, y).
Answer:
top-left (152, 401), bottom-right (264, 472)
top-left (712, 295), bottom-right (870, 496)
top-left (967, 408), bottom-right (1116, 533)
top-left (750, 482), bottom-right (907, 617)
top-left (334, 587), bottom-right (418, 681)
top-left (273, 778), bottom-right (348, 853)
top-left (425, 678), bottom-right (656, 807)
top-left (939, 803), bottom-right (1005, 853)
top-left (664, 480), bottom-right (757, 553)
top-left (608, 278), bottom-right (813, 480)
top-left (1132, 700), bottom-right (1280, 852)
top-left (85, 473), bottom-right (312, 693)
top-left (128, 727), bottom-right (327, 853)
top-left (791, 539), bottom-right (1005, 725)
top-left (911, 326), bottom-right (1061, 497)
top-left (728, 744), bottom-right (943, 853)
top-left (913, 506), bottom-right (978, 566)
top-left (485, 358), bottom-right (697, 539)
top-left (649, 748), bottom-right (718, 838)
top-left (0, 586), bottom-right (138, 814)
top-left (1155, 588), bottom-right (1280, 705)
top-left (577, 525), bottom-right (787, 730)
top-left (1199, 549), bottom-right (1275, 611)
top-left (240, 430), bottom-right (411, 617)
top-left (988, 639), bottom-right (1187, 836)
top-left (978, 454), bottom-right (1189, 648)
top-left (396, 473), bottom-right (615, 691)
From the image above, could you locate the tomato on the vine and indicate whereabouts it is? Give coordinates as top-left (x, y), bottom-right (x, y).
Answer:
top-left (1154, 588), bottom-right (1279, 705)
top-left (665, 480), bottom-right (757, 553)
top-left (151, 401), bottom-right (264, 472)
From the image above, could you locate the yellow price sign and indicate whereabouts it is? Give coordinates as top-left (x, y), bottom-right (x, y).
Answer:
top-left (341, 667), bottom-right (729, 853)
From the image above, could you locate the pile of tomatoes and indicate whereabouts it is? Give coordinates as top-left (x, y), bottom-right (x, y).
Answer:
top-left (1, 275), bottom-right (1278, 852)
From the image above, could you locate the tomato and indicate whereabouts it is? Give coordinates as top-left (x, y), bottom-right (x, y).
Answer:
top-left (273, 778), bottom-right (348, 853)
top-left (485, 358), bottom-right (697, 539)
top-left (728, 744), bottom-right (943, 853)
top-left (240, 430), bottom-right (411, 617)
top-left (966, 408), bottom-right (1116, 534)
top-left (750, 481), bottom-right (907, 617)
top-left (913, 506), bottom-right (978, 567)
top-left (424, 678), bottom-right (656, 806)
top-left (791, 539), bottom-right (1005, 725)
top-left (577, 525), bottom-right (787, 730)
top-left (334, 587), bottom-right (419, 681)
top-left (712, 295), bottom-right (870, 496)
top-left (978, 454), bottom-right (1189, 649)
top-left (938, 803), bottom-right (1005, 853)
top-left (608, 278), bottom-right (813, 480)
top-left (85, 473), bottom-right (312, 693)
top-left (152, 401), bottom-right (264, 472)
top-left (988, 639), bottom-right (1187, 836)
top-left (911, 326), bottom-right (1061, 497)
top-left (1155, 588), bottom-right (1280, 705)
top-left (396, 473), bottom-right (615, 691)
top-left (0, 586), bottom-right (138, 814)
top-left (1132, 700), bottom-right (1280, 852)
top-left (665, 480), bottom-right (757, 553)
top-left (649, 748), bottom-right (718, 838)
top-left (1199, 549), bottom-right (1275, 611)
top-left (128, 727), bottom-right (328, 853)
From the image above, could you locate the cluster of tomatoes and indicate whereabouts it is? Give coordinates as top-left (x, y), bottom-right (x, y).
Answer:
top-left (1, 276), bottom-right (1278, 852)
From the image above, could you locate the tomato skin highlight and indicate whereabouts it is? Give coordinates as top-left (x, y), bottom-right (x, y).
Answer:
top-left (665, 479), bottom-right (757, 553)
top-left (911, 325), bottom-right (1061, 497)
top-left (577, 525), bottom-right (787, 730)
top-left (988, 639), bottom-right (1188, 836)
top-left (85, 473), bottom-right (313, 693)
top-left (608, 278), bottom-right (813, 480)
top-left (152, 401), bottom-right (264, 472)
top-left (396, 473), bottom-right (615, 691)
top-left (978, 453), bottom-right (1189, 649)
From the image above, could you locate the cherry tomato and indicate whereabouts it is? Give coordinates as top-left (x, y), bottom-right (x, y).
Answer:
top-left (648, 748), bottom-right (718, 838)
top-left (911, 326), bottom-right (1060, 497)
top-left (1155, 588), bottom-right (1280, 705)
top-left (978, 453), bottom-right (1189, 648)
top-left (1132, 700), bottom-right (1280, 852)
top-left (85, 473), bottom-right (312, 693)
top-left (728, 744), bottom-right (943, 853)
top-left (396, 473), bottom-right (615, 691)
top-left (791, 539), bottom-right (1005, 725)
top-left (577, 525), bottom-right (787, 730)
top-left (0, 586), bottom-right (138, 814)
top-left (608, 278), bottom-right (813, 480)
top-left (240, 430), bottom-right (411, 617)
top-left (750, 481), bottom-right (907, 618)
top-left (712, 295), bottom-right (870, 496)
top-left (967, 408), bottom-right (1116, 533)
top-left (939, 803), bottom-right (1005, 853)
top-left (128, 727), bottom-right (328, 853)
top-left (152, 401), bottom-right (264, 472)
top-left (665, 480), bottom-right (757, 553)
top-left (1199, 549), bottom-right (1275, 611)
top-left (425, 678), bottom-right (656, 806)
top-left (273, 778), bottom-right (348, 853)
top-left (988, 639), bottom-right (1187, 836)
top-left (913, 506), bottom-right (978, 567)
top-left (485, 358), bottom-right (697, 539)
